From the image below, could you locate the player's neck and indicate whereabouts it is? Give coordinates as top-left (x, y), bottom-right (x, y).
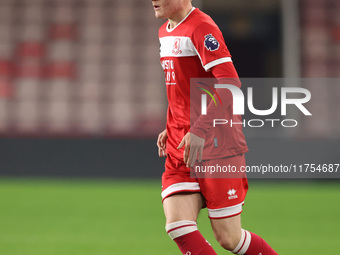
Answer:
top-left (168, 5), bottom-right (193, 29)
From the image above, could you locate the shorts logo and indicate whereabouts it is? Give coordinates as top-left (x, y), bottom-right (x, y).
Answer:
top-left (185, 252), bottom-right (191, 255)
top-left (227, 189), bottom-right (238, 200)
top-left (204, 34), bottom-right (219, 51)
top-left (172, 38), bottom-right (182, 55)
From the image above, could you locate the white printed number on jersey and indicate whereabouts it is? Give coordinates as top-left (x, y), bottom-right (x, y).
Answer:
top-left (162, 59), bottom-right (176, 85)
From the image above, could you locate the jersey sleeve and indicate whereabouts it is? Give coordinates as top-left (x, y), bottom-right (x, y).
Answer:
top-left (190, 62), bottom-right (241, 139)
top-left (191, 21), bottom-right (232, 71)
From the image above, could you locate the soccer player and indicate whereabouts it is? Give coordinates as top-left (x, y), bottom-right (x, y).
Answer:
top-left (153, 0), bottom-right (278, 254)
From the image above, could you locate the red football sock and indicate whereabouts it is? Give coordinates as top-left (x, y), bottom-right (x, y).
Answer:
top-left (166, 220), bottom-right (217, 255)
top-left (232, 229), bottom-right (278, 255)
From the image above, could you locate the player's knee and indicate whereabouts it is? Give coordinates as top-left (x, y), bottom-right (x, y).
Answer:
top-left (165, 220), bottom-right (198, 240)
top-left (215, 232), bottom-right (239, 251)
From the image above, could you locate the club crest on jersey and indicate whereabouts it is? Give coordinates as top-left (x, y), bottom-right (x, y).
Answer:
top-left (172, 38), bottom-right (182, 55)
top-left (204, 34), bottom-right (219, 51)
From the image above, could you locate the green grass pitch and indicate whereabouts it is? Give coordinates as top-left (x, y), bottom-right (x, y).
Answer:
top-left (0, 178), bottom-right (339, 254)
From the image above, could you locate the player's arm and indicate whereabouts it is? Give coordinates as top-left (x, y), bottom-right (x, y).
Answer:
top-left (179, 63), bottom-right (240, 167)
top-left (190, 62), bottom-right (241, 139)
top-left (179, 21), bottom-right (240, 166)
top-left (157, 128), bottom-right (167, 157)
top-left (177, 132), bottom-right (204, 167)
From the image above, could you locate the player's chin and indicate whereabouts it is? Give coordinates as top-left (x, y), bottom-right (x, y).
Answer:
top-left (154, 11), bottom-right (166, 19)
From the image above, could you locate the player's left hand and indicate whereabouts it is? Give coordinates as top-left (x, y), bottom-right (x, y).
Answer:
top-left (177, 132), bottom-right (205, 167)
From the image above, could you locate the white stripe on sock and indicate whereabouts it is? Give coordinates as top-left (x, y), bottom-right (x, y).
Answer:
top-left (232, 229), bottom-right (245, 253)
top-left (232, 229), bottom-right (252, 255)
top-left (165, 220), bottom-right (198, 240)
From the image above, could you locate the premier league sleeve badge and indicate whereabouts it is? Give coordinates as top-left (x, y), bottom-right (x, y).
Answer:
top-left (204, 34), bottom-right (220, 51)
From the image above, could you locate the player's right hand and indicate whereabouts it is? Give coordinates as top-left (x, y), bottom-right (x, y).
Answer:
top-left (157, 129), bottom-right (168, 157)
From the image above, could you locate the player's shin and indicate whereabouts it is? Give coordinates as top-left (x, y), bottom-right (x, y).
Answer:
top-left (232, 229), bottom-right (278, 255)
top-left (166, 220), bottom-right (217, 255)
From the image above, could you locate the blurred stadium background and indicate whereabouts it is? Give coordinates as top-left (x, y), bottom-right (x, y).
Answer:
top-left (0, 0), bottom-right (339, 254)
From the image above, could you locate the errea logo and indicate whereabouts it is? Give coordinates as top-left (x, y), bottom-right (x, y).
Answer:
top-left (227, 189), bottom-right (236, 196)
top-left (227, 189), bottom-right (238, 200)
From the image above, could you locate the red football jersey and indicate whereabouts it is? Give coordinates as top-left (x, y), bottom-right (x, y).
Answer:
top-left (159, 8), bottom-right (248, 160)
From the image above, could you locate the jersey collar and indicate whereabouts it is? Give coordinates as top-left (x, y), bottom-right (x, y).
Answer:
top-left (166, 7), bottom-right (196, 33)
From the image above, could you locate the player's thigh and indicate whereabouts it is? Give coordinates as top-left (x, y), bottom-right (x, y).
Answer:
top-left (163, 192), bottom-right (204, 224)
top-left (210, 214), bottom-right (242, 239)
top-left (210, 214), bottom-right (242, 249)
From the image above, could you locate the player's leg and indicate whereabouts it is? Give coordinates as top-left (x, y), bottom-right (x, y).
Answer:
top-left (210, 214), bottom-right (242, 251)
top-left (163, 192), bottom-right (203, 224)
top-left (163, 192), bottom-right (217, 255)
top-left (162, 155), bottom-right (217, 254)
top-left (198, 154), bottom-right (278, 254)
top-left (210, 215), bottom-right (278, 255)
